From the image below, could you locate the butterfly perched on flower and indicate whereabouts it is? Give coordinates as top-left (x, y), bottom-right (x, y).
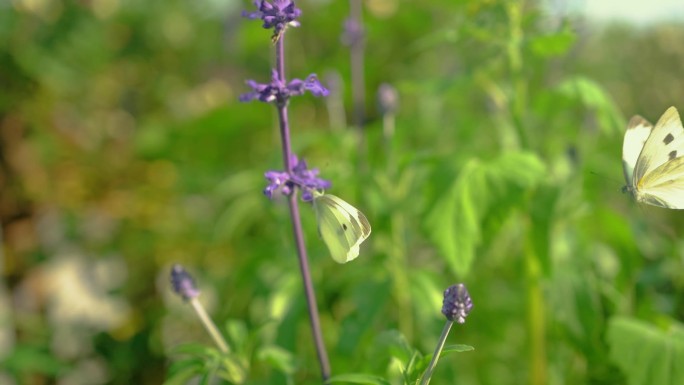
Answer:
top-left (622, 106), bottom-right (684, 209)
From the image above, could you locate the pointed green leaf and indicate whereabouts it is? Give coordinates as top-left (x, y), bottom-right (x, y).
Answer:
top-left (607, 316), bottom-right (684, 385)
top-left (163, 365), bottom-right (203, 385)
top-left (372, 330), bottom-right (415, 367)
top-left (170, 343), bottom-right (217, 357)
top-left (442, 344), bottom-right (475, 353)
top-left (425, 152), bottom-right (546, 276)
top-left (528, 30), bottom-right (576, 58)
top-left (326, 373), bottom-right (392, 385)
top-left (529, 183), bottom-right (560, 276)
top-left (555, 76), bottom-right (624, 136)
top-left (257, 345), bottom-right (296, 375)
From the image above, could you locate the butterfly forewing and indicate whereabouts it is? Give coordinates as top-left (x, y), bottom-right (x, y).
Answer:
top-left (622, 115), bottom-right (653, 186)
top-left (330, 197), bottom-right (371, 240)
top-left (313, 194), bottom-right (371, 263)
top-left (633, 107), bottom-right (684, 183)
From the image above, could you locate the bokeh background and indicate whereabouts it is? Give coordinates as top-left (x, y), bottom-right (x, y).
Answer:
top-left (2, 0), bottom-right (684, 384)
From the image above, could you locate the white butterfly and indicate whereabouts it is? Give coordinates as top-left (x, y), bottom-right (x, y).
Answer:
top-left (622, 106), bottom-right (684, 209)
top-left (312, 193), bottom-right (371, 263)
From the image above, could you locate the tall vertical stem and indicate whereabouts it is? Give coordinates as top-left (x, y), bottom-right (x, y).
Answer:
top-left (274, 35), bottom-right (331, 381)
top-left (419, 320), bottom-right (454, 385)
top-left (506, 1), bottom-right (528, 149)
top-left (349, 0), bottom-right (366, 167)
top-left (276, 38), bottom-right (293, 172)
top-left (189, 298), bottom-right (230, 354)
top-left (525, 233), bottom-right (546, 385)
top-left (505, 2), bottom-right (545, 383)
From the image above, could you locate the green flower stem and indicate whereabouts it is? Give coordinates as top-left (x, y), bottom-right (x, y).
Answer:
top-left (390, 209), bottom-right (413, 340)
top-left (349, 0), bottom-right (367, 164)
top-left (383, 110), bottom-right (396, 173)
top-left (419, 320), bottom-right (454, 385)
top-left (505, 1), bottom-right (528, 150)
top-left (504, 2), bottom-right (547, 383)
top-left (190, 297), bottom-right (230, 354)
top-left (525, 237), bottom-right (547, 385)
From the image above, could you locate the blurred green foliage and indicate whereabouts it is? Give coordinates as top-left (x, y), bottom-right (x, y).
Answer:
top-left (2, 0), bottom-right (684, 384)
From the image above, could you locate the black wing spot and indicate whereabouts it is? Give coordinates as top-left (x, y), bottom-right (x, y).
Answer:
top-left (664, 133), bottom-right (675, 145)
top-left (669, 150), bottom-right (677, 160)
top-left (342, 223), bottom-right (348, 231)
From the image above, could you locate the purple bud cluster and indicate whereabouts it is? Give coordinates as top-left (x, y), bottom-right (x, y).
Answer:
top-left (441, 283), bottom-right (473, 324)
top-left (170, 264), bottom-right (201, 301)
top-left (242, 0), bottom-right (302, 38)
top-left (264, 155), bottom-right (331, 201)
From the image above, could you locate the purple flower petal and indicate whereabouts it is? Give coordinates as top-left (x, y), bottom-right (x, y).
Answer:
top-left (263, 156), bottom-right (332, 201)
top-left (303, 74), bottom-right (329, 97)
top-left (242, 72), bottom-right (328, 103)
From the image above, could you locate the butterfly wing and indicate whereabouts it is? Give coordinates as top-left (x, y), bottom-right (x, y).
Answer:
top-left (622, 115), bottom-right (653, 187)
top-left (633, 107), bottom-right (684, 184)
top-left (313, 194), bottom-right (371, 263)
top-left (637, 156), bottom-right (684, 209)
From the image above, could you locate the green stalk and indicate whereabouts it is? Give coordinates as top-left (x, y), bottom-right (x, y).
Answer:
top-left (419, 320), bottom-right (454, 385)
top-left (506, 0), bottom-right (528, 149)
top-left (524, 234), bottom-right (547, 385)
top-left (505, 2), bottom-right (547, 383)
top-left (190, 297), bottom-right (230, 354)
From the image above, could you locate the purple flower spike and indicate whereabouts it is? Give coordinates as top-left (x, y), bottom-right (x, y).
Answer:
top-left (170, 264), bottom-right (201, 301)
top-left (441, 283), bottom-right (473, 324)
top-left (264, 156), bottom-right (331, 201)
top-left (242, 0), bottom-right (302, 41)
top-left (377, 83), bottom-right (399, 115)
top-left (240, 70), bottom-right (329, 104)
top-left (341, 18), bottom-right (364, 46)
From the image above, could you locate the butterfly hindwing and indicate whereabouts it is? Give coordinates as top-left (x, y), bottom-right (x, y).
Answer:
top-left (638, 156), bottom-right (684, 209)
top-left (315, 202), bottom-right (353, 263)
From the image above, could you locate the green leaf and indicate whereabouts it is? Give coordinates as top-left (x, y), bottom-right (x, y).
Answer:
top-left (373, 330), bottom-right (415, 367)
top-left (607, 316), bottom-right (684, 385)
top-left (163, 365), bottom-right (203, 385)
top-left (414, 345), bottom-right (474, 378)
top-left (442, 344), bottom-right (475, 353)
top-left (555, 76), bottom-right (624, 136)
top-left (403, 351), bottom-right (425, 383)
top-left (529, 183), bottom-right (560, 276)
top-left (326, 373), bottom-right (392, 385)
top-left (528, 30), bottom-right (576, 58)
top-left (218, 355), bottom-right (248, 384)
top-left (166, 356), bottom-right (204, 378)
top-left (0, 345), bottom-right (67, 376)
top-left (425, 152), bottom-right (546, 276)
top-left (257, 345), bottom-right (296, 375)
top-left (170, 343), bottom-right (217, 357)
top-left (224, 319), bottom-right (249, 353)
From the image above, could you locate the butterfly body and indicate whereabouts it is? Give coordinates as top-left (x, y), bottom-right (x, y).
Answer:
top-left (622, 106), bottom-right (684, 209)
top-left (312, 193), bottom-right (371, 263)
